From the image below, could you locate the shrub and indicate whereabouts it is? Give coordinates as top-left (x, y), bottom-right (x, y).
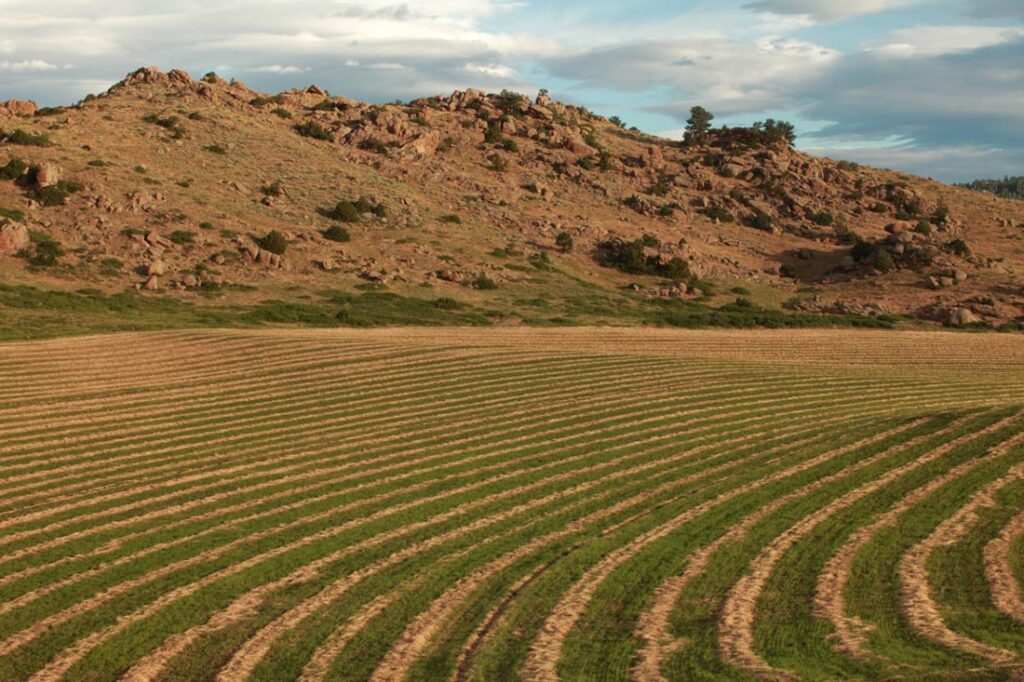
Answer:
top-left (203, 143), bottom-right (228, 155)
top-left (946, 238), bottom-right (970, 257)
top-left (484, 121), bottom-right (505, 145)
top-left (358, 138), bottom-right (390, 154)
top-left (25, 231), bottom-right (62, 266)
top-left (322, 224), bottom-right (351, 242)
top-left (875, 248), bottom-right (895, 273)
top-left (27, 180), bottom-right (84, 207)
top-left (143, 113), bottom-right (184, 138)
top-left (747, 210), bottom-right (773, 231)
top-left (851, 241), bottom-right (875, 262)
top-left (641, 233), bottom-right (661, 248)
top-left (169, 230), bottom-right (195, 245)
top-left (431, 297), bottom-right (462, 310)
top-left (489, 155), bottom-right (508, 172)
top-left (500, 138), bottom-right (519, 153)
top-left (256, 230), bottom-right (288, 255)
top-left (250, 94), bottom-right (286, 107)
top-left (779, 263), bottom-right (797, 278)
top-left (648, 181), bottom-right (670, 197)
top-left (295, 120), bottom-right (334, 142)
top-left (0, 206), bottom-right (24, 221)
top-left (330, 200), bottom-right (361, 223)
top-left (0, 158), bottom-right (27, 181)
top-left (439, 214), bottom-right (462, 224)
top-left (914, 220), bottom-right (933, 236)
top-left (700, 205), bottom-right (735, 223)
top-left (87, 159), bottom-right (110, 167)
top-left (2, 129), bottom-right (51, 146)
top-left (473, 274), bottom-right (499, 290)
top-left (599, 238), bottom-right (689, 280)
top-left (811, 211), bottom-right (834, 226)
top-left (555, 231), bottom-right (574, 252)
top-left (271, 107), bottom-right (292, 119)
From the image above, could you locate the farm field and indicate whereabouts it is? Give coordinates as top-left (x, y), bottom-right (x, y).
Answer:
top-left (1, 327), bottom-right (1024, 681)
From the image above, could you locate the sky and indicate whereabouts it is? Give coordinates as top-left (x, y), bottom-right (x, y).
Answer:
top-left (1, 0), bottom-right (1022, 182)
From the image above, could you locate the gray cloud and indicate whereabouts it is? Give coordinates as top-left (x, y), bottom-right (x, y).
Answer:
top-left (742, 0), bottom-right (922, 21)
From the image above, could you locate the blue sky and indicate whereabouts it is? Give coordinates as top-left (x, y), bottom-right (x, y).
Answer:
top-left (1, 0), bottom-right (1022, 181)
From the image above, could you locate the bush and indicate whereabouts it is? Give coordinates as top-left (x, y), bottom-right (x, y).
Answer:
top-left (330, 200), bottom-right (361, 223)
top-left (555, 231), bottom-right (574, 252)
top-left (203, 143), bottom-right (228, 155)
top-left (358, 138), bottom-right (390, 154)
top-left (295, 120), bottom-right (334, 142)
top-left (945, 238), bottom-right (970, 256)
top-left (473, 274), bottom-right (499, 290)
top-left (27, 180), bottom-right (84, 207)
top-left (875, 248), bottom-right (895, 273)
top-left (431, 297), bottom-right (462, 310)
top-left (2, 129), bottom-right (51, 146)
top-left (439, 214), bottom-right (462, 224)
top-left (700, 205), bottom-right (735, 223)
top-left (779, 263), bottom-right (797, 279)
top-left (271, 107), bottom-right (292, 119)
top-left (0, 158), bottom-right (28, 180)
top-left (25, 231), bottom-right (62, 266)
top-left (322, 224), bottom-right (351, 242)
top-left (747, 210), bottom-right (773, 231)
top-left (262, 179), bottom-right (285, 197)
top-left (811, 211), bottom-right (834, 226)
top-left (256, 230), bottom-right (288, 255)
top-left (599, 238), bottom-right (689, 281)
top-left (914, 221), bottom-right (933, 236)
top-left (170, 230), bottom-right (195, 245)
top-left (851, 241), bottom-right (875, 262)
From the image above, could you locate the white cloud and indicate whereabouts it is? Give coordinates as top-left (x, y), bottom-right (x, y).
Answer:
top-left (868, 25), bottom-right (1024, 55)
top-left (0, 40), bottom-right (15, 55)
top-left (0, 59), bottom-right (58, 72)
top-left (743, 0), bottom-right (923, 21)
top-left (245, 64), bottom-right (310, 74)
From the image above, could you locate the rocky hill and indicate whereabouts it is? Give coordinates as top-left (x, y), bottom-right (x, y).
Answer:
top-left (2, 66), bottom-right (1023, 332)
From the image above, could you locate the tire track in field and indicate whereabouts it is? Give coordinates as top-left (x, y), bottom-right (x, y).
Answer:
top-left (630, 415), bottom-right (960, 682)
top-left (899, 461), bottom-right (1024, 662)
top-left (0, 388), bottom-right (856, 609)
top-left (518, 420), bottom-right (930, 682)
top-left (985, 510), bottom-right (1024, 622)
top-left (813, 424), bottom-right (1024, 662)
top-left (6, 396), bottom-right (836, 677)
top-left (719, 414), bottom-right (1024, 681)
top-left (115, 410), bottom-right (844, 682)
top-left (215, 417), bottom-right (864, 682)
top-left (0, 376), bottom-right (883, 556)
top-left (0, 360), bottom-right (721, 524)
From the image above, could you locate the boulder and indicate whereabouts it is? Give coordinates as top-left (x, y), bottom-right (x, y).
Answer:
top-left (147, 260), bottom-right (167, 276)
top-left (143, 274), bottom-right (160, 290)
top-left (34, 164), bottom-right (61, 189)
top-left (948, 307), bottom-right (981, 327)
top-left (0, 220), bottom-right (29, 254)
top-left (0, 99), bottom-right (38, 117)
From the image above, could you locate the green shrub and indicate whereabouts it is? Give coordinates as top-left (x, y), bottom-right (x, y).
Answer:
top-left (599, 239), bottom-right (689, 280)
top-left (257, 230), bottom-right (289, 255)
top-left (700, 205), bottom-right (735, 223)
top-left (271, 107), bottom-right (292, 119)
top-left (811, 211), bottom-right (834, 226)
top-left (0, 158), bottom-right (28, 180)
top-left (358, 138), bottom-right (390, 154)
top-left (500, 138), bottom-right (519, 153)
top-left (945, 238), bottom-right (970, 257)
top-left (875, 248), bottom-right (895, 273)
top-left (0, 206), bottom-right (24, 221)
top-left (295, 120), bottom-right (334, 142)
top-left (914, 220), bottom-right (933, 236)
top-left (851, 241), bottom-right (875, 262)
top-left (473, 274), bottom-right (499, 290)
top-left (322, 224), bottom-right (351, 242)
top-left (170, 230), bottom-right (195, 245)
top-left (24, 231), bottom-right (62, 266)
top-left (203, 143), bottom-right (228, 155)
top-left (555, 231), bottom-right (574, 252)
top-left (27, 180), bottom-right (84, 207)
top-left (87, 159), bottom-right (111, 167)
top-left (439, 214), bottom-right (462, 224)
top-left (3, 129), bottom-right (51, 146)
top-left (330, 200), bottom-right (360, 223)
top-left (431, 297), bottom-right (462, 310)
top-left (779, 263), bottom-right (797, 278)
top-left (747, 210), bottom-right (773, 231)
top-left (250, 95), bottom-right (286, 107)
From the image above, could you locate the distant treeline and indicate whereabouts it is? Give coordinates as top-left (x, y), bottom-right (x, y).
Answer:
top-left (958, 176), bottom-right (1024, 200)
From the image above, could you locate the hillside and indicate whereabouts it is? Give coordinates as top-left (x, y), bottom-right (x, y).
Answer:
top-left (1, 66), bottom-right (1023, 335)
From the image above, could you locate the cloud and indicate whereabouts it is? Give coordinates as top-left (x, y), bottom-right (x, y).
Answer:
top-left (742, 0), bottom-right (922, 21)
top-left (0, 59), bottom-right (59, 72)
top-left (245, 64), bottom-right (311, 74)
top-left (868, 25), bottom-right (1024, 55)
